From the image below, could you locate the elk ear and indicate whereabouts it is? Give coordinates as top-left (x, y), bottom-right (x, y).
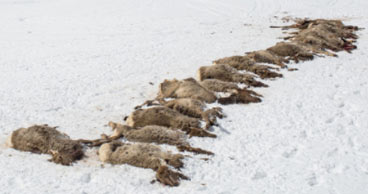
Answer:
top-left (183, 77), bottom-right (198, 84)
top-left (159, 79), bottom-right (180, 98)
top-left (196, 67), bottom-right (205, 81)
top-left (6, 133), bottom-right (14, 148)
top-left (126, 114), bottom-right (135, 127)
top-left (98, 143), bottom-right (114, 162)
top-left (122, 125), bottom-right (133, 131)
top-left (108, 121), bottom-right (117, 129)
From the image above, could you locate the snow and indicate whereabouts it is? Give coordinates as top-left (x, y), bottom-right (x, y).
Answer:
top-left (0, 0), bottom-right (368, 193)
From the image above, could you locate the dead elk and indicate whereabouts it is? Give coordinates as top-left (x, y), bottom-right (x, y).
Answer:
top-left (7, 125), bottom-right (84, 165)
top-left (127, 106), bottom-right (216, 138)
top-left (290, 23), bottom-right (357, 54)
top-left (213, 56), bottom-right (282, 79)
top-left (266, 42), bottom-right (314, 62)
top-left (246, 50), bottom-right (288, 68)
top-left (200, 79), bottom-right (262, 104)
top-left (271, 18), bottom-right (360, 35)
top-left (275, 19), bottom-right (359, 54)
top-left (291, 27), bottom-right (343, 53)
top-left (99, 141), bottom-right (189, 186)
top-left (158, 78), bottom-right (217, 103)
top-left (197, 64), bottom-right (267, 87)
top-left (200, 79), bottom-right (241, 93)
top-left (164, 98), bottom-right (223, 129)
top-left (107, 122), bottom-right (214, 155)
top-left (217, 89), bottom-right (262, 105)
top-left (136, 98), bottom-right (223, 129)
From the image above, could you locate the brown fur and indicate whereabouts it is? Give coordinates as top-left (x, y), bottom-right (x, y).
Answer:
top-left (199, 79), bottom-right (262, 104)
top-left (272, 19), bottom-right (344, 30)
top-left (213, 56), bottom-right (282, 79)
top-left (279, 20), bottom-right (359, 54)
top-left (164, 98), bottom-right (208, 118)
top-left (200, 79), bottom-right (240, 93)
top-left (108, 122), bottom-right (214, 155)
top-left (127, 106), bottom-right (200, 129)
top-left (126, 106), bottom-right (216, 138)
top-left (176, 145), bottom-right (214, 155)
top-left (137, 98), bottom-right (223, 129)
top-left (158, 78), bottom-right (217, 103)
top-left (156, 165), bottom-right (189, 186)
top-left (246, 50), bottom-right (287, 68)
top-left (309, 20), bottom-right (359, 39)
top-left (272, 19), bottom-right (359, 36)
top-left (99, 141), bottom-right (184, 169)
top-left (109, 123), bottom-right (187, 146)
top-left (8, 125), bottom-right (84, 165)
top-left (214, 55), bottom-right (256, 67)
top-left (99, 142), bottom-right (188, 186)
top-left (197, 64), bottom-right (267, 87)
top-left (292, 25), bottom-right (345, 52)
top-left (266, 42), bottom-right (314, 62)
top-left (218, 89), bottom-right (262, 105)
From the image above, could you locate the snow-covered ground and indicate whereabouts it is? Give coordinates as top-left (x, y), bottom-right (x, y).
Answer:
top-left (1, 0), bottom-right (368, 193)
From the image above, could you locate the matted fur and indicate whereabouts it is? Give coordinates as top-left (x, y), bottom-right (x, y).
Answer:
top-left (218, 89), bottom-right (262, 104)
top-left (127, 106), bottom-right (200, 129)
top-left (213, 56), bottom-right (282, 79)
top-left (197, 64), bottom-right (267, 87)
top-left (144, 98), bottom-right (223, 129)
top-left (266, 42), bottom-right (314, 62)
top-left (272, 18), bottom-right (359, 34)
top-left (99, 141), bottom-right (184, 168)
top-left (99, 142), bottom-right (188, 186)
top-left (277, 19), bottom-right (359, 54)
top-left (108, 122), bottom-right (214, 155)
top-left (127, 106), bottom-right (216, 138)
top-left (156, 165), bottom-right (189, 186)
top-left (292, 25), bottom-right (345, 52)
top-left (200, 79), bottom-right (240, 93)
top-left (135, 98), bottom-right (223, 129)
top-left (109, 123), bottom-right (187, 146)
top-left (246, 50), bottom-right (287, 68)
top-left (158, 78), bottom-right (217, 103)
top-left (214, 55), bottom-right (256, 67)
top-left (304, 20), bottom-right (358, 39)
top-left (199, 79), bottom-right (262, 104)
top-left (8, 125), bottom-right (84, 165)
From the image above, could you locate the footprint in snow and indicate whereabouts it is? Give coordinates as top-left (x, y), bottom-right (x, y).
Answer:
top-left (282, 148), bottom-right (298, 158)
top-left (335, 124), bottom-right (346, 135)
top-left (252, 170), bottom-right (267, 180)
top-left (306, 173), bottom-right (318, 186)
top-left (299, 131), bottom-right (308, 139)
top-left (325, 117), bottom-right (334, 124)
top-left (353, 90), bottom-right (361, 95)
top-left (80, 173), bottom-right (91, 184)
top-left (337, 102), bottom-right (345, 108)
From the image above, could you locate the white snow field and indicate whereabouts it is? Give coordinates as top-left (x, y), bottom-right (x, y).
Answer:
top-left (1, 0), bottom-right (368, 193)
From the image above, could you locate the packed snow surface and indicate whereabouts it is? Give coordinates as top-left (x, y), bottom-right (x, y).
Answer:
top-left (1, 0), bottom-right (368, 193)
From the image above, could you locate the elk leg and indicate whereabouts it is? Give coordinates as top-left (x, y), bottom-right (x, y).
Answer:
top-left (134, 100), bottom-right (161, 110)
top-left (156, 166), bottom-right (189, 187)
top-left (184, 127), bottom-right (217, 138)
top-left (177, 145), bottom-right (214, 155)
